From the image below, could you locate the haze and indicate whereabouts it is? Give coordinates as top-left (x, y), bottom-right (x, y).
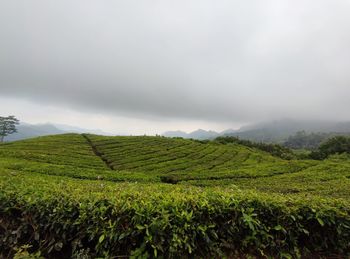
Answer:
top-left (1, 0), bottom-right (350, 135)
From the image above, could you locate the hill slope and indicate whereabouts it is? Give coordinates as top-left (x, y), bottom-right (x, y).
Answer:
top-left (84, 134), bottom-right (316, 182)
top-left (0, 133), bottom-right (106, 169)
top-left (1, 134), bottom-right (350, 257)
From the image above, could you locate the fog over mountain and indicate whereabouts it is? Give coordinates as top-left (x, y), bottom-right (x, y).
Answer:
top-left (163, 129), bottom-right (221, 140)
top-left (4, 123), bottom-right (64, 142)
top-left (1, 1), bottom-right (350, 133)
top-left (4, 118), bottom-right (350, 143)
top-left (163, 119), bottom-right (350, 142)
top-left (231, 119), bottom-right (350, 143)
top-left (4, 122), bottom-right (113, 142)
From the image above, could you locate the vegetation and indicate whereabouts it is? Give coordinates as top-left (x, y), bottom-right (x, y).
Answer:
top-left (215, 136), bottom-right (295, 160)
top-left (309, 136), bottom-right (350, 160)
top-left (0, 115), bottom-right (19, 142)
top-left (1, 133), bottom-right (350, 257)
top-left (284, 131), bottom-right (350, 150)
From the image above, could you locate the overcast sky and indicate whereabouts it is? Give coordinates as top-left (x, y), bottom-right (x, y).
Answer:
top-left (1, 0), bottom-right (350, 134)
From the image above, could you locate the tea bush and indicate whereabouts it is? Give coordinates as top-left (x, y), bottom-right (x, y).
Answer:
top-left (1, 134), bottom-right (350, 257)
top-left (1, 171), bottom-right (350, 258)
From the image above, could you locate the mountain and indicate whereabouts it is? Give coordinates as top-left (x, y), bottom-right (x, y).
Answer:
top-left (220, 129), bottom-right (237, 135)
top-left (4, 122), bottom-right (113, 142)
top-left (162, 129), bottom-right (221, 140)
top-left (162, 119), bottom-right (350, 142)
top-left (187, 129), bottom-right (219, 140)
top-left (226, 119), bottom-right (350, 143)
top-left (7, 119), bottom-right (350, 143)
top-left (334, 122), bottom-right (350, 132)
top-left (53, 123), bottom-right (112, 136)
top-left (4, 123), bottom-right (64, 142)
top-left (162, 130), bottom-right (189, 138)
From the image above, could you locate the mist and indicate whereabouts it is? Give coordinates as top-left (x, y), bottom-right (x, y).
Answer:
top-left (1, 0), bottom-right (350, 133)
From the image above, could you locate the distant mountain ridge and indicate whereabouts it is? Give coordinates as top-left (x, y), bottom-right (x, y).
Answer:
top-left (3, 122), bottom-right (112, 142)
top-left (5, 119), bottom-right (350, 143)
top-left (4, 123), bottom-right (64, 142)
top-left (162, 119), bottom-right (350, 142)
top-left (162, 128), bottom-right (236, 140)
top-left (229, 119), bottom-right (350, 143)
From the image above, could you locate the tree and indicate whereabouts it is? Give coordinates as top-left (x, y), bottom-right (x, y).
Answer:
top-left (0, 116), bottom-right (20, 142)
top-left (319, 136), bottom-right (350, 155)
top-left (309, 136), bottom-right (350, 160)
top-left (214, 136), bottom-right (295, 160)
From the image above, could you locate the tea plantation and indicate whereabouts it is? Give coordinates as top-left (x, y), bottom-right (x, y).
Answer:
top-left (1, 134), bottom-right (350, 258)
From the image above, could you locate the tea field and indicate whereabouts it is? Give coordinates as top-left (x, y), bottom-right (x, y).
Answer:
top-left (1, 134), bottom-right (350, 258)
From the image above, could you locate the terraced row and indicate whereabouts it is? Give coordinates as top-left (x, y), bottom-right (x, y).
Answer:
top-left (183, 154), bottom-right (350, 199)
top-left (86, 134), bottom-right (316, 180)
top-left (0, 134), bottom-right (319, 184)
top-left (1, 135), bottom-right (350, 257)
top-left (0, 134), bottom-right (107, 169)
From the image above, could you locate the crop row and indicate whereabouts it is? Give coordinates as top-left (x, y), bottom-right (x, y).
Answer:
top-left (0, 134), bottom-right (107, 169)
top-left (85, 135), bottom-right (298, 178)
top-left (1, 170), bottom-right (350, 258)
top-left (181, 155), bottom-right (350, 199)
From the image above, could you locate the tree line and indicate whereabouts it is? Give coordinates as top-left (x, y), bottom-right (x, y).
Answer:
top-left (308, 136), bottom-right (350, 160)
top-left (215, 135), bottom-right (350, 161)
top-left (214, 136), bottom-right (295, 160)
top-left (283, 131), bottom-right (350, 150)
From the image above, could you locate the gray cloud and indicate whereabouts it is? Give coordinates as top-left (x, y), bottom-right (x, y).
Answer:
top-left (1, 0), bottom-right (350, 124)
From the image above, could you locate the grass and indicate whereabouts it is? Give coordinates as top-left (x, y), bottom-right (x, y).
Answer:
top-left (1, 133), bottom-right (350, 257)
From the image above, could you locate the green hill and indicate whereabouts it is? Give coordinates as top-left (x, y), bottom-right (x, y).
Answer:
top-left (1, 134), bottom-right (350, 257)
top-left (0, 134), bottom-right (106, 169)
top-left (83, 134), bottom-right (319, 184)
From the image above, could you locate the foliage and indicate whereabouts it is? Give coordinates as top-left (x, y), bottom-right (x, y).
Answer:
top-left (309, 136), bottom-right (350, 160)
top-left (0, 115), bottom-right (19, 142)
top-left (284, 131), bottom-right (350, 150)
top-left (214, 136), bottom-right (295, 160)
top-left (319, 136), bottom-right (350, 155)
top-left (183, 154), bottom-right (350, 198)
top-left (1, 133), bottom-right (350, 257)
top-left (1, 171), bottom-right (350, 258)
top-left (13, 245), bottom-right (43, 259)
top-left (84, 134), bottom-right (293, 177)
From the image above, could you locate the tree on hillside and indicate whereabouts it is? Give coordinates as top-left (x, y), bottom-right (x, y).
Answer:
top-left (0, 116), bottom-right (20, 142)
top-left (283, 131), bottom-right (328, 150)
top-left (214, 136), bottom-right (295, 160)
top-left (319, 136), bottom-right (350, 155)
top-left (309, 136), bottom-right (350, 160)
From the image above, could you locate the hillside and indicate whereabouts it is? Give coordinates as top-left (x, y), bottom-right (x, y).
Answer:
top-left (1, 133), bottom-right (350, 197)
top-left (84, 134), bottom-right (317, 181)
top-left (1, 134), bottom-right (350, 257)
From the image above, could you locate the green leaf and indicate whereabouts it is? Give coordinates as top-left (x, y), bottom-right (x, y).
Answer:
top-left (136, 225), bottom-right (145, 230)
top-left (99, 234), bottom-right (105, 243)
top-left (317, 217), bottom-right (325, 226)
top-left (274, 225), bottom-right (283, 231)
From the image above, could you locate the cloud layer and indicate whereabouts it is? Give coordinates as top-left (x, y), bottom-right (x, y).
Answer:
top-left (1, 0), bottom-right (350, 124)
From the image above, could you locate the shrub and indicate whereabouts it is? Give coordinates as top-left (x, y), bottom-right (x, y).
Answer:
top-left (214, 136), bottom-right (295, 160)
top-left (309, 136), bottom-right (350, 160)
top-left (1, 173), bottom-right (350, 258)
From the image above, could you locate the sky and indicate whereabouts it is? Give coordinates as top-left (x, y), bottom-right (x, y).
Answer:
top-left (1, 0), bottom-right (350, 135)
